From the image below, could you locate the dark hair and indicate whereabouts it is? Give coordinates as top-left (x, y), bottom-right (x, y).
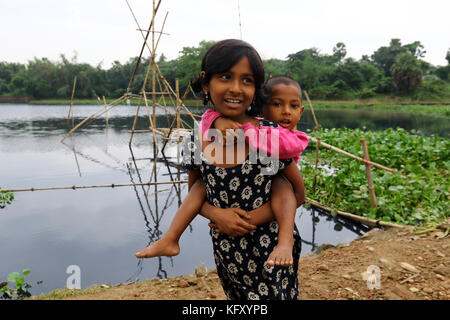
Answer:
top-left (190, 39), bottom-right (265, 116)
top-left (262, 75), bottom-right (302, 108)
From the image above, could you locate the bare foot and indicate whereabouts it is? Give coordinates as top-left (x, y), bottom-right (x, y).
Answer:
top-left (135, 237), bottom-right (180, 258)
top-left (266, 244), bottom-right (294, 267)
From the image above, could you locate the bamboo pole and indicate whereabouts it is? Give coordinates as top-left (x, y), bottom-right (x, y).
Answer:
top-left (2, 180), bottom-right (188, 193)
top-left (143, 90), bottom-right (159, 155)
top-left (313, 137), bottom-right (320, 191)
top-left (124, 0), bottom-right (161, 92)
top-left (304, 90), bottom-right (320, 131)
top-left (67, 76), bottom-right (77, 129)
top-left (154, 63), bottom-right (199, 127)
top-left (305, 197), bottom-right (407, 229)
top-left (102, 96), bottom-right (109, 132)
top-left (360, 138), bottom-right (377, 208)
top-left (175, 78), bottom-right (180, 129)
top-left (129, 101), bottom-right (142, 145)
top-left (308, 136), bottom-right (394, 173)
top-left (61, 95), bottom-right (126, 143)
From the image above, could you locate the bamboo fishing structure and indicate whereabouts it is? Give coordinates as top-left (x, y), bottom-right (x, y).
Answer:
top-left (304, 90), bottom-right (320, 131)
top-left (67, 76), bottom-right (77, 129)
top-left (61, 0), bottom-right (198, 147)
top-left (2, 181), bottom-right (188, 193)
top-left (308, 136), bottom-right (394, 173)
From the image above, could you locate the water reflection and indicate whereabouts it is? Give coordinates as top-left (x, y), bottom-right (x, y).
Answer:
top-left (300, 207), bottom-right (371, 253)
top-left (125, 144), bottom-right (187, 280)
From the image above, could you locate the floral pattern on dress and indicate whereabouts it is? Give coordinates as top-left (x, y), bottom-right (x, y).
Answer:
top-left (181, 119), bottom-right (302, 300)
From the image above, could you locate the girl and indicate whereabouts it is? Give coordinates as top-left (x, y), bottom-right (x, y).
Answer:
top-left (137, 39), bottom-right (303, 300)
top-left (202, 75), bottom-right (309, 267)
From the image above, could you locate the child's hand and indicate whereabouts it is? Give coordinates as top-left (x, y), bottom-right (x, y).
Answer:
top-left (208, 208), bottom-right (256, 237)
top-left (213, 117), bottom-right (241, 143)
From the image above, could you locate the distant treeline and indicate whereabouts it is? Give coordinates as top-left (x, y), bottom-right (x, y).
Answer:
top-left (1, 39), bottom-right (450, 101)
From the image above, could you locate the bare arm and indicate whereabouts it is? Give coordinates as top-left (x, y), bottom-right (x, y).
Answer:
top-left (188, 170), bottom-right (202, 190)
top-left (207, 200), bottom-right (276, 230)
top-left (199, 201), bottom-right (256, 237)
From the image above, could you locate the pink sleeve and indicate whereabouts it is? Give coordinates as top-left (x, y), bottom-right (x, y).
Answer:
top-left (201, 108), bottom-right (222, 139)
top-left (240, 123), bottom-right (309, 160)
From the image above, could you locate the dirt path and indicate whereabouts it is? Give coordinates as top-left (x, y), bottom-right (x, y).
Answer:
top-left (35, 225), bottom-right (449, 300)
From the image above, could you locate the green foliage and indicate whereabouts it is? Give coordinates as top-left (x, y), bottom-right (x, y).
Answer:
top-left (0, 269), bottom-right (32, 300)
top-left (300, 128), bottom-right (449, 226)
top-left (0, 188), bottom-right (14, 209)
top-left (175, 40), bottom-right (215, 92)
top-left (1, 39), bottom-right (449, 101)
top-left (390, 53), bottom-right (423, 93)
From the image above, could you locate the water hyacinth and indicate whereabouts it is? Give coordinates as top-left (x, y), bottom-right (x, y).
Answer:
top-left (300, 127), bottom-right (449, 226)
top-left (0, 189), bottom-right (14, 209)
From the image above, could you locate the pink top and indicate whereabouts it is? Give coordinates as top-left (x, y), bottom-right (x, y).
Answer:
top-left (200, 108), bottom-right (309, 163)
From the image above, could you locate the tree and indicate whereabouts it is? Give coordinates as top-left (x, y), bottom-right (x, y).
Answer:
top-left (435, 48), bottom-right (450, 82)
top-left (175, 40), bottom-right (215, 94)
top-left (371, 39), bottom-right (406, 76)
top-left (390, 53), bottom-right (423, 93)
top-left (286, 48), bottom-right (336, 91)
top-left (332, 42), bottom-right (347, 63)
top-left (264, 58), bottom-right (287, 78)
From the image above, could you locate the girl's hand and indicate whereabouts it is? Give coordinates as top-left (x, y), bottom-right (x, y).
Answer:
top-left (213, 117), bottom-right (241, 143)
top-left (208, 207), bottom-right (256, 237)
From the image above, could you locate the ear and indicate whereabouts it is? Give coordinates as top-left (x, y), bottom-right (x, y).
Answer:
top-left (299, 105), bottom-right (305, 115)
top-left (200, 71), bottom-right (208, 93)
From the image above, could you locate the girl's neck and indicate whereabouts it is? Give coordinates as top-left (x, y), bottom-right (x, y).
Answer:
top-left (229, 113), bottom-right (257, 125)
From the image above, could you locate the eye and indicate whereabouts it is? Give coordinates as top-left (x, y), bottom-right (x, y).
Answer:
top-left (219, 74), bottom-right (231, 80)
top-left (291, 104), bottom-right (300, 109)
top-left (271, 102), bottom-right (281, 107)
top-left (243, 77), bottom-right (254, 84)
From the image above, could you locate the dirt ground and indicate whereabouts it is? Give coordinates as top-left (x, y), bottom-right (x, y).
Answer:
top-left (38, 223), bottom-right (449, 300)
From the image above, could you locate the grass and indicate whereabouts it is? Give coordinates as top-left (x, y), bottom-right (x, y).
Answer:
top-left (29, 285), bottom-right (108, 300)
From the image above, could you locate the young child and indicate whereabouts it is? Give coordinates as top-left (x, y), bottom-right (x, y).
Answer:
top-left (202, 75), bottom-right (309, 266)
top-left (136, 39), bottom-right (304, 300)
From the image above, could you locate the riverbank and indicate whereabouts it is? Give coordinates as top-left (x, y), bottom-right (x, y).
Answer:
top-left (32, 223), bottom-right (449, 300)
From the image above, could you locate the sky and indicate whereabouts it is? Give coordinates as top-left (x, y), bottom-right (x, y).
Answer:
top-left (1, 0), bottom-right (449, 69)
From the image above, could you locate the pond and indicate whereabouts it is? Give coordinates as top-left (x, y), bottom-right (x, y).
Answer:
top-left (1, 103), bottom-right (445, 296)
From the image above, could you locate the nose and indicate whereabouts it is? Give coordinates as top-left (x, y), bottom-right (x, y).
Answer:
top-left (229, 79), bottom-right (242, 94)
top-left (281, 104), bottom-right (291, 115)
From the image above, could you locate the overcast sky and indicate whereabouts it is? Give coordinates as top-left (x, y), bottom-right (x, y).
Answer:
top-left (1, 0), bottom-right (449, 69)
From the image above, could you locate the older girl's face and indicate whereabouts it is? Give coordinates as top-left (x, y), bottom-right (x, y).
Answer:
top-left (202, 56), bottom-right (255, 122)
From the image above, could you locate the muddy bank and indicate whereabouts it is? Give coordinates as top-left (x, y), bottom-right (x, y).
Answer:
top-left (33, 225), bottom-right (449, 300)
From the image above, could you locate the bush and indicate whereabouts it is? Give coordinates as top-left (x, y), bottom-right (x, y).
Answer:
top-left (358, 87), bottom-right (377, 99)
top-left (413, 80), bottom-right (450, 101)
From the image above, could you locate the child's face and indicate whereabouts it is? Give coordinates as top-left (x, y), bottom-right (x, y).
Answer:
top-left (202, 56), bottom-right (255, 121)
top-left (263, 84), bottom-right (304, 130)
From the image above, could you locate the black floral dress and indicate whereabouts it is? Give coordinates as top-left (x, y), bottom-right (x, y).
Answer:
top-left (182, 119), bottom-right (302, 300)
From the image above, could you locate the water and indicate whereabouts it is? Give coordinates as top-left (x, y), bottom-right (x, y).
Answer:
top-left (3, 103), bottom-right (444, 296)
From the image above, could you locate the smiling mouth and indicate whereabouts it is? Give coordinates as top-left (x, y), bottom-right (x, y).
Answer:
top-left (224, 98), bottom-right (243, 108)
top-left (224, 98), bottom-right (242, 103)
